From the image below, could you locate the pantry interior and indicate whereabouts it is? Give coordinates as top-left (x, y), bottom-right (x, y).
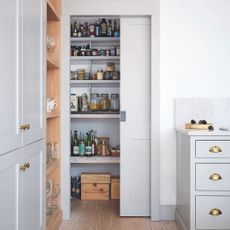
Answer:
top-left (60, 14), bottom-right (153, 224)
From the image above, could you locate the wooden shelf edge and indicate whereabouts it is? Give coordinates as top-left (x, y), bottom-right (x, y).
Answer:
top-left (47, 57), bottom-right (60, 69)
top-left (47, 0), bottom-right (60, 21)
top-left (47, 159), bottom-right (59, 176)
top-left (46, 208), bottom-right (62, 230)
top-left (46, 112), bottom-right (60, 119)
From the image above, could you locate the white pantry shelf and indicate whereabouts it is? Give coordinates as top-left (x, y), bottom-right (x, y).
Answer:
top-left (70, 56), bottom-right (120, 61)
top-left (71, 113), bottom-right (120, 119)
top-left (71, 37), bottom-right (120, 42)
top-left (71, 156), bottom-right (120, 164)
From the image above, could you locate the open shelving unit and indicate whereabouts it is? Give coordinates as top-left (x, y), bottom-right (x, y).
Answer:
top-left (46, 0), bottom-right (62, 229)
top-left (71, 156), bottom-right (120, 164)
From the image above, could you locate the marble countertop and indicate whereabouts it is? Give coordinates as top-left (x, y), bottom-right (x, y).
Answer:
top-left (176, 128), bottom-right (230, 136)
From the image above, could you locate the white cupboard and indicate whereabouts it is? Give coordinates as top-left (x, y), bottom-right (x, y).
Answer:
top-left (0, 0), bottom-right (44, 156)
top-left (0, 0), bottom-right (45, 229)
top-left (0, 140), bottom-right (45, 230)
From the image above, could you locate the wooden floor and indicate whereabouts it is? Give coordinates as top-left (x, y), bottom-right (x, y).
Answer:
top-left (60, 200), bottom-right (178, 230)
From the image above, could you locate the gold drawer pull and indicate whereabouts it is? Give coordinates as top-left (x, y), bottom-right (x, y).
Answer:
top-left (209, 146), bottom-right (222, 153)
top-left (209, 208), bottom-right (222, 216)
top-left (20, 124), bottom-right (27, 130)
top-left (25, 124), bottom-right (30, 130)
top-left (209, 173), bottom-right (222, 181)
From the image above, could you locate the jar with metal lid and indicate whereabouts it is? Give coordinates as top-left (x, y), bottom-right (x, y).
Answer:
top-left (91, 49), bottom-right (98, 56)
top-left (110, 94), bottom-right (120, 111)
top-left (90, 94), bottom-right (101, 111)
top-left (100, 94), bottom-right (110, 111)
top-left (77, 69), bottom-right (85, 80)
top-left (97, 70), bottom-right (104, 80)
top-left (106, 62), bottom-right (115, 72)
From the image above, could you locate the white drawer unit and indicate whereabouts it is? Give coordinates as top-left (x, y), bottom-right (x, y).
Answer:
top-left (196, 164), bottom-right (230, 191)
top-left (176, 130), bottom-right (230, 230)
top-left (196, 196), bottom-right (230, 230)
top-left (196, 140), bottom-right (230, 158)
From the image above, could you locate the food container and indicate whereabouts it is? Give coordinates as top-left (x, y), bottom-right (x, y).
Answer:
top-left (99, 49), bottom-right (106, 56)
top-left (77, 69), bottom-right (85, 80)
top-left (110, 94), bottom-right (120, 111)
top-left (92, 49), bottom-right (98, 56)
top-left (100, 94), bottom-right (110, 111)
top-left (112, 71), bottom-right (120, 80)
top-left (71, 71), bottom-right (77, 80)
top-left (97, 70), bottom-right (104, 80)
top-left (104, 71), bottom-right (112, 80)
top-left (86, 49), bottom-right (91, 56)
top-left (90, 93), bottom-right (101, 111)
top-left (97, 137), bottom-right (110, 156)
top-left (84, 72), bottom-right (91, 80)
top-left (105, 49), bottom-right (110, 56)
top-left (110, 47), bottom-right (116, 56)
top-left (89, 24), bottom-right (95, 37)
top-left (106, 62), bottom-right (115, 72)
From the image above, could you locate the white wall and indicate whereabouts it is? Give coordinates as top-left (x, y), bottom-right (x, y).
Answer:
top-left (160, 0), bottom-right (230, 205)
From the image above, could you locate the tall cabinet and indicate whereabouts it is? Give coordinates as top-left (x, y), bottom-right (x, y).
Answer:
top-left (46, 0), bottom-right (62, 229)
top-left (66, 16), bottom-right (151, 217)
top-left (0, 0), bottom-right (45, 229)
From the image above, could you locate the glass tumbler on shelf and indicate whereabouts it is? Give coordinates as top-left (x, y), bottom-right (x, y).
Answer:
top-left (110, 94), bottom-right (120, 111)
top-left (100, 94), bottom-right (110, 111)
top-left (90, 93), bottom-right (101, 111)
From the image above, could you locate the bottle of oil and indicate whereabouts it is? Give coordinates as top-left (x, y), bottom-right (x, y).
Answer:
top-left (79, 132), bottom-right (85, 156)
top-left (85, 132), bottom-right (92, 156)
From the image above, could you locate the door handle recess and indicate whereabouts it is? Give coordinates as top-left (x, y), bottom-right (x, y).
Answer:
top-left (120, 111), bottom-right (126, 122)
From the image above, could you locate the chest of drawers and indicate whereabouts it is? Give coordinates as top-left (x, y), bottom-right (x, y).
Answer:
top-left (176, 130), bottom-right (230, 230)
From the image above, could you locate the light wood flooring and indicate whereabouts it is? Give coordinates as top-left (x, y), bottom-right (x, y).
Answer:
top-left (60, 200), bottom-right (178, 230)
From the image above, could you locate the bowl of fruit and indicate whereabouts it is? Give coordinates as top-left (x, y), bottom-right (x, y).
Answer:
top-left (185, 120), bottom-right (214, 131)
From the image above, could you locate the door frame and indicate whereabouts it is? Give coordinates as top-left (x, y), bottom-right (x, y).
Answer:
top-left (61, 14), bottom-right (160, 221)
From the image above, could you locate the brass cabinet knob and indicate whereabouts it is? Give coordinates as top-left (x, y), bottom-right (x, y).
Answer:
top-left (209, 173), bottom-right (222, 181)
top-left (209, 208), bottom-right (222, 216)
top-left (209, 146), bottom-right (222, 153)
top-left (20, 124), bottom-right (27, 130)
top-left (25, 163), bottom-right (30, 169)
top-left (20, 164), bottom-right (27, 172)
top-left (20, 124), bottom-right (31, 130)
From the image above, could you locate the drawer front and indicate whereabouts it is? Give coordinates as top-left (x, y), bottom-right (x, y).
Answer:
top-left (196, 196), bottom-right (230, 229)
top-left (81, 173), bottom-right (110, 184)
top-left (196, 164), bottom-right (230, 191)
top-left (196, 141), bottom-right (230, 158)
top-left (81, 183), bottom-right (109, 194)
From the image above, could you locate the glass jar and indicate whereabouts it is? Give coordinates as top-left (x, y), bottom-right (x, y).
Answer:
top-left (101, 94), bottom-right (110, 111)
top-left (77, 69), bottom-right (85, 80)
top-left (97, 70), bottom-right (104, 80)
top-left (106, 62), bottom-right (115, 72)
top-left (110, 94), bottom-right (120, 111)
top-left (90, 94), bottom-right (101, 111)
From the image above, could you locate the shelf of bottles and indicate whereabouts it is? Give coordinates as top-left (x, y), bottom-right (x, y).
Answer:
top-left (71, 129), bottom-right (120, 162)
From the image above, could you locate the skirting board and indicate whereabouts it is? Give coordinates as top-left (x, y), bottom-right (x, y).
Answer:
top-left (175, 210), bottom-right (187, 230)
top-left (160, 205), bottom-right (176, 221)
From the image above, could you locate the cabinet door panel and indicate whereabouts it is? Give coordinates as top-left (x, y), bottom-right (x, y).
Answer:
top-left (22, 0), bottom-right (44, 145)
top-left (0, 0), bottom-right (22, 154)
top-left (21, 140), bottom-right (44, 230)
top-left (120, 17), bottom-right (151, 216)
top-left (0, 149), bottom-right (22, 230)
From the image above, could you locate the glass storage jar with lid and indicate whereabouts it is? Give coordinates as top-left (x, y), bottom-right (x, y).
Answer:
top-left (100, 94), bottom-right (110, 111)
top-left (90, 94), bottom-right (101, 111)
top-left (110, 94), bottom-right (120, 111)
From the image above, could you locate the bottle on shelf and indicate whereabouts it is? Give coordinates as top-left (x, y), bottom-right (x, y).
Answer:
top-left (113, 20), bottom-right (120, 37)
top-left (73, 130), bottom-right (79, 156)
top-left (72, 22), bottom-right (78, 37)
top-left (100, 18), bottom-right (107, 37)
top-left (79, 132), bottom-right (86, 156)
top-left (95, 18), bottom-right (101, 37)
top-left (107, 19), bottom-right (112, 37)
top-left (85, 132), bottom-right (92, 156)
top-left (91, 133), bottom-right (97, 156)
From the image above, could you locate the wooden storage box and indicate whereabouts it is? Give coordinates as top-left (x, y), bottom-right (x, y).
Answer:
top-left (81, 173), bottom-right (110, 200)
top-left (111, 176), bottom-right (120, 199)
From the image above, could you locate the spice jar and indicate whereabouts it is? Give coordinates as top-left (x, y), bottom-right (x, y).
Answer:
top-left (89, 24), bottom-right (95, 37)
top-left (116, 46), bottom-right (120, 56)
top-left (106, 62), bottom-right (115, 72)
top-left (110, 94), bottom-right (120, 111)
top-left (90, 94), bottom-right (101, 111)
top-left (91, 49), bottom-right (98, 56)
top-left (104, 71), bottom-right (112, 80)
top-left (99, 49), bottom-right (105, 56)
top-left (77, 69), bottom-right (85, 80)
top-left (100, 94), bottom-right (110, 111)
top-left (97, 70), bottom-right (104, 80)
